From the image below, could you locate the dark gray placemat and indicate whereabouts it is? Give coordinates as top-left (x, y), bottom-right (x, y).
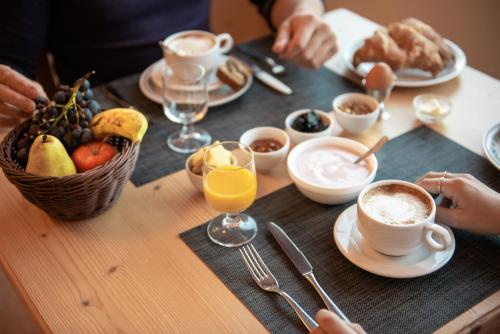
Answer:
top-left (104, 36), bottom-right (361, 186)
top-left (180, 126), bottom-right (500, 334)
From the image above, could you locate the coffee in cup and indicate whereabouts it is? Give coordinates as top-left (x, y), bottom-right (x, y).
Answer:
top-left (160, 30), bottom-right (233, 77)
top-left (361, 184), bottom-right (431, 225)
top-left (167, 33), bottom-right (216, 56)
top-left (357, 180), bottom-right (452, 256)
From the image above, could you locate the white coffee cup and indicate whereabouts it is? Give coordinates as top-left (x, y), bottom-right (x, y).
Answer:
top-left (159, 30), bottom-right (233, 77)
top-left (356, 180), bottom-right (452, 256)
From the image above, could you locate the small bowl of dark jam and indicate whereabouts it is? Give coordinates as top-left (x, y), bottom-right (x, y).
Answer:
top-left (240, 127), bottom-right (290, 173)
top-left (285, 109), bottom-right (333, 145)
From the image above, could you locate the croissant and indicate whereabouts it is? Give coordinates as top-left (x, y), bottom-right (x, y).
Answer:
top-left (388, 22), bottom-right (444, 75)
top-left (353, 28), bottom-right (407, 70)
top-left (401, 17), bottom-right (454, 65)
top-left (352, 18), bottom-right (454, 76)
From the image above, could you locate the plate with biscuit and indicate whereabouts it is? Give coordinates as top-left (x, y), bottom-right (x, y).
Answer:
top-left (139, 56), bottom-right (253, 106)
top-left (343, 18), bottom-right (466, 87)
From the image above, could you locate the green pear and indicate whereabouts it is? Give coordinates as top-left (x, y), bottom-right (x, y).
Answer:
top-left (26, 135), bottom-right (76, 177)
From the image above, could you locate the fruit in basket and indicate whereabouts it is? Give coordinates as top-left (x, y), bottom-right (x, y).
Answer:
top-left (71, 142), bottom-right (118, 172)
top-left (90, 108), bottom-right (148, 143)
top-left (13, 72), bottom-right (101, 167)
top-left (25, 135), bottom-right (76, 177)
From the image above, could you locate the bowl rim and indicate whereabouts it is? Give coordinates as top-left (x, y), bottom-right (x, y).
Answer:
top-left (285, 109), bottom-right (334, 137)
top-left (287, 136), bottom-right (378, 192)
top-left (332, 92), bottom-right (380, 119)
top-left (239, 126), bottom-right (290, 157)
top-left (185, 153), bottom-right (202, 177)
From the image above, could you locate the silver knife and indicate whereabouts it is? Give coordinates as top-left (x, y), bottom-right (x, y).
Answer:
top-left (268, 222), bottom-right (349, 322)
top-left (251, 65), bottom-right (292, 95)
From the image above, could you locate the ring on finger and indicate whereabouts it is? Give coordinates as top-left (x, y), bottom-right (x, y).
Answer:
top-left (437, 171), bottom-right (448, 193)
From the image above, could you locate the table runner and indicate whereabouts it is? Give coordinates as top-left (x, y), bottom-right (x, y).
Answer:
top-left (104, 36), bottom-right (361, 186)
top-left (180, 126), bottom-right (500, 334)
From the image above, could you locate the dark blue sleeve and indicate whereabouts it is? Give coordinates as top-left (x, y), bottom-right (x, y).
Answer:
top-left (0, 0), bottom-right (50, 79)
top-left (250, 0), bottom-right (277, 30)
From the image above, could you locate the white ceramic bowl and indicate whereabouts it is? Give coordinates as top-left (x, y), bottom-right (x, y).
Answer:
top-left (185, 154), bottom-right (203, 192)
top-left (239, 127), bottom-right (290, 173)
top-left (287, 137), bottom-right (378, 204)
top-left (285, 109), bottom-right (333, 145)
top-left (332, 93), bottom-right (380, 135)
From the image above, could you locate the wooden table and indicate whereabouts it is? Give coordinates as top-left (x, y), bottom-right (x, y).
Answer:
top-left (0, 8), bottom-right (499, 334)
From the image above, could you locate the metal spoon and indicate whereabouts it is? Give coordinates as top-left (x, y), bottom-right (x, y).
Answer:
top-left (354, 135), bottom-right (388, 164)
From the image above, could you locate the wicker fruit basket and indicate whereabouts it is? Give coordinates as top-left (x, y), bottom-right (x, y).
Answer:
top-left (0, 121), bottom-right (140, 221)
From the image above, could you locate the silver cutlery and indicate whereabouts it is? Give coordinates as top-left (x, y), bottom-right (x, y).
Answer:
top-left (268, 222), bottom-right (350, 322)
top-left (239, 244), bottom-right (318, 331)
top-left (251, 65), bottom-right (292, 95)
top-left (235, 46), bottom-right (286, 76)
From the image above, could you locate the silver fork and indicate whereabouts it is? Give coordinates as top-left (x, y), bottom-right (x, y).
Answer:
top-left (239, 244), bottom-right (318, 331)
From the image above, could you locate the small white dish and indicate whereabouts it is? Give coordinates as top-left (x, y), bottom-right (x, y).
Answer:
top-left (285, 109), bottom-right (333, 145)
top-left (139, 59), bottom-right (253, 107)
top-left (239, 127), bottom-right (290, 173)
top-left (333, 204), bottom-right (455, 278)
top-left (483, 122), bottom-right (500, 171)
top-left (185, 154), bottom-right (203, 192)
top-left (413, 94), bottom-right (451, 124)
top-left (150, 60), bottom-right (224, 92)
top-left (343, 39), bottom-right (467, 88)
top-left (333, 93), bottom-right (380, 135)
top-left (287, 137), bottom-right (377, 204)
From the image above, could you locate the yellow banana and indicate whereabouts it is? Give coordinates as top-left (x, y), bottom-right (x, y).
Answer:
top-left (90, 108), bottom-right (148, 143)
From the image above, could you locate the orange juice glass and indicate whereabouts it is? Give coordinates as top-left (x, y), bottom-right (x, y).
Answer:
top-left (203, 142), bottom-right (258, 247)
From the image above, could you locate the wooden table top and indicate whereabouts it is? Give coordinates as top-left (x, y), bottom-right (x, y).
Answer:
top-left (0, 8), bottom-right (499, 334)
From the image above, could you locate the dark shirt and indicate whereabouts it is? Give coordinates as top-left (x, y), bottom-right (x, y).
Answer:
top-left (0, 0), bottom-right (274, 84)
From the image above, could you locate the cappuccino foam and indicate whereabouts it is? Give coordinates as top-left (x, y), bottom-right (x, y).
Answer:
top-left (168, 34), bottom-right (215, 56)
top-left (362, 184), bottom-right (431, 225)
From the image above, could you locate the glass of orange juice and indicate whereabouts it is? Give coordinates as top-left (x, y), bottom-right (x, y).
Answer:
top-left (203, 141), bottom-right (257, 247)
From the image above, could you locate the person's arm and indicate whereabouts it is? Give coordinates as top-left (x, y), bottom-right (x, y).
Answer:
top-left (0, 0), bottom-right (48, 127)
top-left (269, 0), bottom-right (337, 69)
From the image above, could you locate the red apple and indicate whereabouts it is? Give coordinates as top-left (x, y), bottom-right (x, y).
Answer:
top-left (71, 142), bottom-right (118, 172)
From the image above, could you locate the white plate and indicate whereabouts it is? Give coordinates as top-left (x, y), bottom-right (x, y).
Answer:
top-left (482, 122), bottom-right (500, 170)
top-left (333, 205), bottom-right (455, 278)
top-left (139, 59), bottom-right (253, 107)
top-left (343, 39), bottom-right (466, 87)
top-left (149, 59), bottom-right (224, 92)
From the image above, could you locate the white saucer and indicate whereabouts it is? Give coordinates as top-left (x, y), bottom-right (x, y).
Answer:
top-left (149, 59), bottom-right (224, 92)
top-left (139, 58), bottom-right (253, 107)
top-left (333, 204), bottom-right (455, 278)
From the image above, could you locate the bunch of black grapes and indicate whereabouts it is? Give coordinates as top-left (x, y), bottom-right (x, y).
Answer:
top-left (15, 72), bottom-right (102, 166)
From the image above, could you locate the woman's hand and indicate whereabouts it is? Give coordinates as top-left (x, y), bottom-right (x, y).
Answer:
top-left (310, 310), bottom-right (366, 334)
top-left (0, 64), bottom-right (46, 127)
top-left (416, 172), bottom-right (500, 235)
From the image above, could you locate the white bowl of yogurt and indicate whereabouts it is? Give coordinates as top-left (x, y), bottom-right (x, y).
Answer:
top-left (287, 137), bottom-right (377, 204)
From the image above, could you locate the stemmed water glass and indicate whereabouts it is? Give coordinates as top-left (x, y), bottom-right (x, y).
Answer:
top-left (203, 141), bottom-right (258, 247)
top-left (162, 62), bottom-right (211, 153)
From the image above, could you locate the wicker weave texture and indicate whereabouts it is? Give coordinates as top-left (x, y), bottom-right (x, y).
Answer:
top-left (0, 122), bottom-right (139, 221)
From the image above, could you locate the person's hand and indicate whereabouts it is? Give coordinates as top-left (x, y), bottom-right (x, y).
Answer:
top-left (310, 310), bottom-right (366, 334)
top-left (416, 172), bottom-right (500, 235)
top-left (0, 64), bottom-right (46, 128)
top-left (272, 11), bottom-right (338, 69)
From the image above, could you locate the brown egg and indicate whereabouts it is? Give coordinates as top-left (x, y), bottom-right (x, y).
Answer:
top-left (365, 63), bottom-right (394, 90)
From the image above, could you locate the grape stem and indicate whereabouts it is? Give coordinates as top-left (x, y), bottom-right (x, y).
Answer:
top-left (45, 71), bottom-right (95, 133)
